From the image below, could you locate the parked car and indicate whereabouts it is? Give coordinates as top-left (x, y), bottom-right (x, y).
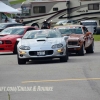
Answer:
top-left (54, 25), bottom-right (94, 56)
top-left (17, 29), bottom-right (69, 64)
top-left (0, 26), bottom-right (38, 54)
top-left (55, 20), bottom-right (78, 25)
top-left (0, 23), bottom-right (24, 32)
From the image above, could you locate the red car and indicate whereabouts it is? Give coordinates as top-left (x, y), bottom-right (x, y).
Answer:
top-left (0, 26), bottom-right (38, 54)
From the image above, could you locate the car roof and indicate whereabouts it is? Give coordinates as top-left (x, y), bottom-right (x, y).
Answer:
top-left (54, 25), bottom-right (83, 28)
top-left (5, 26), bottom-right (33, 29)
top-left (81, 20), bottom-right (97, 22)
top-left (25, 29), bottom-right (56, 32)
top-left (0, 22), bottom-right (23, 25)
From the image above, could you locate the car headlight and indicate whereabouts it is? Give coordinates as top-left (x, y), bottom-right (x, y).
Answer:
top-left (0, 41), bottom-right (2, 44)
top-left (19, 45), bottom-right (30, 50)
top-left (52, 43), bottom-right (63, 49)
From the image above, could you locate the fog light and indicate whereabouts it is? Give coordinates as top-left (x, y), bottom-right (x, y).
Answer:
top-left (20, 54), bottom-right (23, 57)
top-left (60, 52), bottom-right (63, 55)
top-left (19, 51), bottom-right (26, 54)
top-left (57, 48), bottom-right (64, 52)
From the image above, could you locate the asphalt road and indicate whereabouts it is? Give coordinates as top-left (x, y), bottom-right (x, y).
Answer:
top-left (0, 41), bottom-right (100, 100)
top-left (8, 0), bottom-right (21, 9)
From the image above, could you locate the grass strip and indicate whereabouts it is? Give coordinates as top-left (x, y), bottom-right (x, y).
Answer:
top-left (10, 0), bottom-right (26, 5)
top-left (93, 35), bottom-right (100, 41)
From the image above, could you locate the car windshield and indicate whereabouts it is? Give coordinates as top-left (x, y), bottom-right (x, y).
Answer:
top-left (58, 27), bottom-right (83, 34)
top-left (56, 20), bottom-right (68, 25)
top-left (23, 30), bottom-right (61, 39)
top-left (0, 28), bottom-right (25, 35)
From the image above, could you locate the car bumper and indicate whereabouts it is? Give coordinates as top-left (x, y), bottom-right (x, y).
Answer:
top-left (68, 45), bottom-right (80, 49)
top-left (0, 44), bottom-right (14, 52)
top-left (68, 45), bottom-right (81, 52)
top-left (17, 47), bottom-right (66, 59)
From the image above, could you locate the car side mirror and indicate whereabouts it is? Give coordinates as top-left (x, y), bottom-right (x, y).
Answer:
top-left (17, 38), bottom-right (21, 42)
top-left (86, 32), bottom-right (91, 36)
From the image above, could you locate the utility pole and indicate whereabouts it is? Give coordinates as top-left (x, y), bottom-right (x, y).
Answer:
top-left (66, 0), bottom-right (70, 19)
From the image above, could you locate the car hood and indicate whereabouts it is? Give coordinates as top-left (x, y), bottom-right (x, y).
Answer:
top-left (19, 38), bottom-right (63, 50)
top-left (0, 35), bottom-right (22, 40)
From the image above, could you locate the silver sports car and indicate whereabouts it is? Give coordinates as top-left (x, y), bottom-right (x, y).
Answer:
top-left (17, 29), bottom-right (69, 64)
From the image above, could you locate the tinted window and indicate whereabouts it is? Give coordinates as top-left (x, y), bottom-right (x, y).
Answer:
top-left (23, 30), bottom-right (61, 39)
top-left (88, 4), bottom-right (99, 10)
top-left (33, 6), bottom-right (46, 13)
top-left (71, 28), bottom-right (83, 34)
top-left (0, 28), bottom-right (25, 35)
top-left (58, 27), bottom-right (83, 34)
top-left (56, 20), bottom-right (68, 25)
top-left (22, 7), bottom-right (31, 16)
top-left (53, 8), bottom-right (58, 11)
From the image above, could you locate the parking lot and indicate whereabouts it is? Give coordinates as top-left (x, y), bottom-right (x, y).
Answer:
top-left (0, 41), bottom-right (100, 100)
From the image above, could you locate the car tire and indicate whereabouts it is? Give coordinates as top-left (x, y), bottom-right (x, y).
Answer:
top-left (60, 47), bottom-right (69, 62)
top-left (13, 42), bottom-right (18, 54)
top-left (86, 41), bottom-right (94, 53)
top-left (78, 44), bottom-right (85, 56)
top-left (17, 54), bottom-right (26, 65)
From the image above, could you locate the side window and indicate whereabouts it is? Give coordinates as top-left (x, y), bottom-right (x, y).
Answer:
top-left (26, 28), bottom-right (36, 32)
top-left (53, 8), bottom-right (58, 11)
top-left (33, 6), bottom-right (46, 13)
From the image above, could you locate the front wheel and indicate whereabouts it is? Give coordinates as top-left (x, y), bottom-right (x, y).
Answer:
top-left (13, 42), bottom-right (18, 54)
top-left (17, 55), bottom-right (26, 65)
top-left (78, 44), bottom-right (85, 56)
top-left (60, 48), bottom-right (69, 62)
top-left (86, 42), bottom-right (94, 53)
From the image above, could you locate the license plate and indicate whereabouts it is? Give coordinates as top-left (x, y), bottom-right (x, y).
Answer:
top-left (37, 51), bottom-right (45, 56)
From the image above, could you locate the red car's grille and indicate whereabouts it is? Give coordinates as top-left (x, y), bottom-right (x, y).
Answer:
top-left (0, 48), bottom-right (4, 50)
top-left (5, 40), bottom-right (12, 44)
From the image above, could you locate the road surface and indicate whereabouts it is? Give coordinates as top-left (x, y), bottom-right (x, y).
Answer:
top-left (0, 41), bottom-right (100, 100)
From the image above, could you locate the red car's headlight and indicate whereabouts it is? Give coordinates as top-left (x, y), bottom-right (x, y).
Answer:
top-left (0, 41), bottom-right (3, 44)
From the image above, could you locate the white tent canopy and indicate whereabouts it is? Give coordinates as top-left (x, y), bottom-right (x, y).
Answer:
top-left (0, 1), bottom-right (21, 14)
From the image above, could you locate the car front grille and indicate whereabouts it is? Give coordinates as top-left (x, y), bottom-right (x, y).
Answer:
top-left (29, 50), bottom-right (53, 56)
top-left (68, 41), bottom-right (78, 45)
top-left (0, 48), bottom-right (4, 50)
top-left (5, 40), bottom-right (12, 44)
